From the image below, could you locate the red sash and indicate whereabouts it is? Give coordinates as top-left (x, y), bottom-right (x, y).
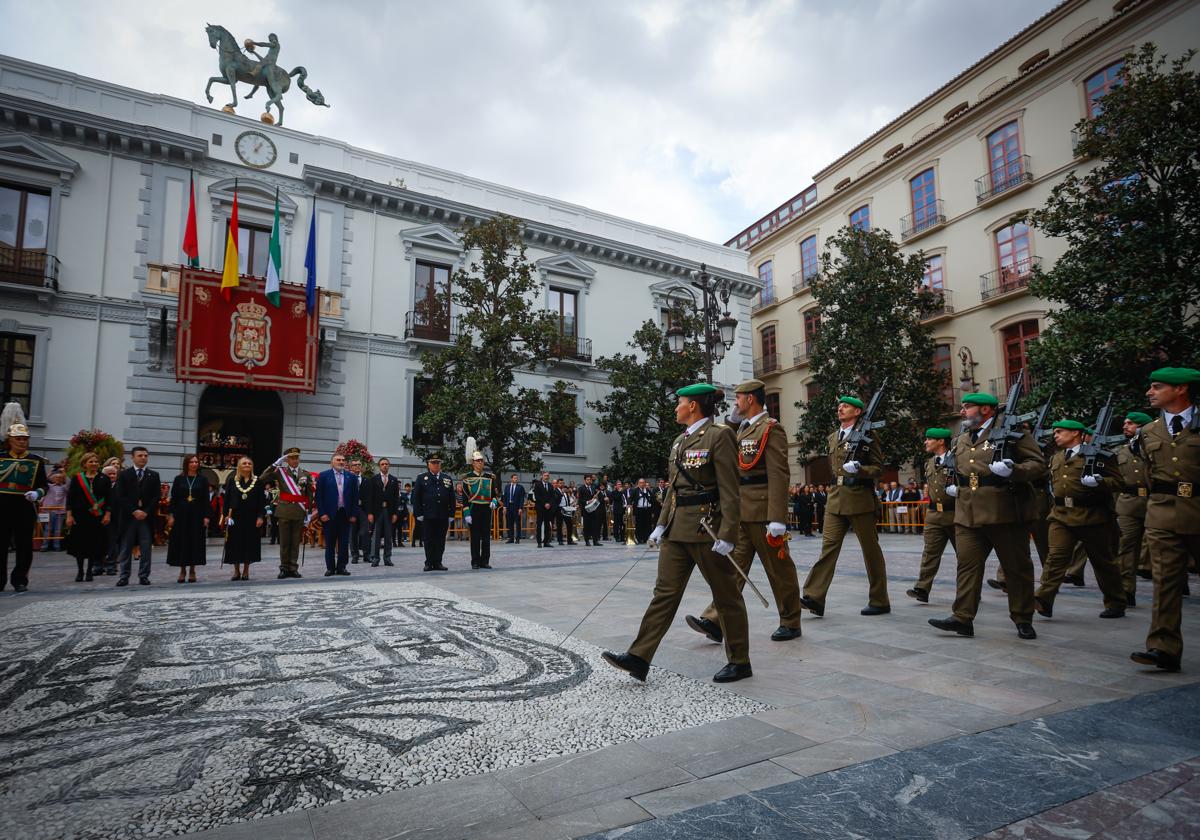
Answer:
top-left (77, 473), bottom-right (105, 517)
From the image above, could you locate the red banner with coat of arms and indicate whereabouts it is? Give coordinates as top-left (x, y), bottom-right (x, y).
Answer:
top-left (176, 267), bottom-right (319, 393)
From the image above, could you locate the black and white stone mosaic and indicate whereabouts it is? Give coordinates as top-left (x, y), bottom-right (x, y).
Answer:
top-left (0, 584), bottom-right (766, 840)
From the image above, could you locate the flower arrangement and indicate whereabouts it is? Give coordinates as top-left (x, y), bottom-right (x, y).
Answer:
top-left (65, 429), bottom-right (124, 475)
top-left (335, 439), bottom-right (375, 476)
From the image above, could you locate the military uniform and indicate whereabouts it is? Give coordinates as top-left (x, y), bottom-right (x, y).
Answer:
top-left (697, 394), bottom-right (802, 636)
top-left (1137, 369), bottom-right (1200, 667)
top-left (627, 407), bottom-right (749, 669)
top-left (461, 459), bottom-right (499, 569)
top-left (945, 402), bottom-right (1045, 631)
top-left (803, 397), bottom-right (889, 612)
top-left (1034, 422), bottom-right (1126, 615)
top-left (260, 447), bottom-right (311, 578)
top-left (0, 425), bottom-right (49, 591)
top-left (1114, 416), bottom-right (1153, 602)
top-left (910, 430), bottom-right (957, 599)
top-left (412, 462), bottom-right (456, 571)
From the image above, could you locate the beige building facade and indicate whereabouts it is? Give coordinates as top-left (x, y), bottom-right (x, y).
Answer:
top-left (735, 0), bottom-right (1199, 485)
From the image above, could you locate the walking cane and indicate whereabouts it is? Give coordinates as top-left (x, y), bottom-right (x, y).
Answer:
top-left (700, 518), bottom-right (770, 609)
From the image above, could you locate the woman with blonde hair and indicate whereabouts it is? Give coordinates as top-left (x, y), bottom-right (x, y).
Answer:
top-left (65, 452), bottom-right (111, 581)
top-left (222, 456), bottom-right (265, 581)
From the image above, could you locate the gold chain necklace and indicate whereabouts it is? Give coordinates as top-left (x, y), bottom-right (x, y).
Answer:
top-left (234, 474), bottom-right (257, 500)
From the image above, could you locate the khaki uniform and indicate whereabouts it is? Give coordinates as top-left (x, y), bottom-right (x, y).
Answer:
top-left (803, 428), bottom-right (889, 609)
top-left (699, 414), bottom-right (802, 629)
top-left (1140, 413), bottom-right (1200, 658)
top-left (629, 419), bottom-right (749, 665)
top-left (914, 451), bottom-right (957, 594)
top-left (1035, 449), bottom-right (1126, 611)
top-left (951, 425), bottom-right (1045, 624)
top-left (260, 463), bottom-right (311, 574)
top-left (1114, 439), bottom-right (1152, 598)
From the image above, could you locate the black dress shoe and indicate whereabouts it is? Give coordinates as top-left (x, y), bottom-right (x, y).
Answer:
top-left (423, 565), bottom-right (434, 572)
top-left (292, 572), bottom-right (303, 578)
top-left (75, 572), bottom-right (85, 582)
top-left (336, 569), bottom-right (351, 576)
top-left (685, 615), bottom-right (723, 643)
top-left (799, 595), bottom-right (825, 617)
top-left (1016, 622), bottom-right (1037, 640)
top-left (1126, 593), bottom-right (1136, 607)
top-left (1130, 649), bottom-right (1181, 672)
top-left (384, 560), bottom-right (394, 567)
top-left (371, 561), bottom-right (380, 568)
top-left (770, 625), bottom-right (802, 641)
top-left (1099, 607), bottom-right (1126, 619)
top-left (986, 578), bottom-right (1008, 592)
top-left (860, 605), bottom-right (891, 616)
top-left (601, 651), bottom-right (649, 681)
top-left (139, 578), bottom-right (151, 586)
top-left (433, 564), bottom-right (448, 571)
top-left (13, 584), bottom-right (27, 593)
top-left (929, 616), bottom-right (974, 636)
top-left (324, 570), bottom-right (335, 577)
top-left (478, 563), bottom-right (492, 569)
top-left (277, 572), bottom-right (289, 579)
top-left (713, 662), bottom-right (753, 683)
top-left (1034, 597), bottom-right (1053, 618)
top-left (116, 579), bottom-right (129, 587)
top-left (1064, 574), bottom-right (1085, 587)
top-left (906, 587), bottom-right (929, 603)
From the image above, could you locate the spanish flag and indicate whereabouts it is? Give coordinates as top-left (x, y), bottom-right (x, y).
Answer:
top-left (220, 179), bottom-right (240, 301)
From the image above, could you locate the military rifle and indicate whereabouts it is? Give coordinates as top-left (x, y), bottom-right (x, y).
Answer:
top-left (985, 372), bottom-right (1027, 463)
top-left (843, 378), bottom-right (888, 466)
top-left (1079, 392), bottom-right (1121, 478)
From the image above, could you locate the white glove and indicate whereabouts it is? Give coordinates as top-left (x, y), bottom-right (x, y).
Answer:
top-left (648, 525), bottom-right (666, 545)
top-left (274, 455), bottom-right (286, 467)
top-left (712, 539), bottom-right (735, 556)
top-left (945, 484), bottom-right (958, 497)
top-left (227, 517), bottom-right (235, 526)
top-left (844, 461), bottom-right (861, 474)
top-left (990, 459), bottom-right (1014, 478)
top-left (24, 491), bottom-right (39, 502)
top-left (465, 515), bottom-right (472, 525)
top-left (490, 499), bottom-right (498, 509)
top-left (766, 522), bottom-right (787, 538)
top-left (416, 515), bottom-right (424, 522)
top-left (1081, 474), bottom-right (1100, 487)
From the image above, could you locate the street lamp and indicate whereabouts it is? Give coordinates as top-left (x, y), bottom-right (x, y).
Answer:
top-left (662, 263), bottom-right (738, 384)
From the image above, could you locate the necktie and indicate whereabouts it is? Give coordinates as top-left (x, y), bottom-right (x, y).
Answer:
top-left (1172, 416), bottom-right (1185, 435)
top-left (136, 469), bottom-right (143, 481)
top-left (970, 430), bottom-right (979, 444)
top-left (1065, 450), bottom-right (1075, 462)
top-left (741, 420), bottom-right (750, 430)
top-left (336, 471), bottom-right (344, 507)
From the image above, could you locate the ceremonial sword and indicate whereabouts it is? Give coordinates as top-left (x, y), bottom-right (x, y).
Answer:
top-left (700, 517), bottom-right (770, 609)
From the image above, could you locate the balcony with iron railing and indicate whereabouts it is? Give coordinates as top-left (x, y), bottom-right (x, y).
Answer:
top-left (975, 155), bottom-right (1033, 204)
top-left (988, 369), bottom-right (1039, 399)
top-left (0, 246), bottom-right (59, 293)
top-left (793, 341), bottom-right (812, 366)
top-left (404, 310), bottom-right (461, 343)
top-left (980, 256), bottom-right (1041, 301)
top-left (920, 288), bottom-right (954, 320)
top-left (753, 352), bottom-right (780, 377)
top-left (791, 269), bottom-right (818, 295)
top-left (900, 200), bottom-right (946, 240)
top-left (553, 334), bottom-right (593, 363)
top-left (751, 288), bottom-right (778, 313)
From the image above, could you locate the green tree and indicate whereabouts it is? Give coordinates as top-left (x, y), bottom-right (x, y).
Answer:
top-left (589, 313), bottom-right (711, 481)
top-left (794, 225), bottom-right (947, 472)
top-left (1025, 45), bottom-right (1199, 415)
top-left (401, 214), bottom-right (580, 473)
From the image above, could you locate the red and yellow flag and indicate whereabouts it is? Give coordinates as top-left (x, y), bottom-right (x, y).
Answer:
top-left (220, 180), bottom-right (240, 301)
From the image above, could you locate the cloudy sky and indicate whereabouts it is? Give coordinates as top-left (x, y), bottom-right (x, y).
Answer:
top-left (1, 0), bottom-right (1057, 243)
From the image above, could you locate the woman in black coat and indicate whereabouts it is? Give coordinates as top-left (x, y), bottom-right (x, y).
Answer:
top-left (167, 454), bottom-right (211, 583)
top-left (65, 452), bottom-right (111, 582)
top-left (223, 456), bottom-right (265, 581)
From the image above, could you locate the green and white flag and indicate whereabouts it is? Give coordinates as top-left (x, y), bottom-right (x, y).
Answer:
top-left (265, 188), bottom-right (282, 306)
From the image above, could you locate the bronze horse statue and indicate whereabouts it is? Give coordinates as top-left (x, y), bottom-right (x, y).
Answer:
top-left (204, 24), bottom-right (329, 127)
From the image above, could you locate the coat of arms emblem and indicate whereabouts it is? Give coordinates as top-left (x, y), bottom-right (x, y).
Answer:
top-left (230, 298), bottom-right (271, 369)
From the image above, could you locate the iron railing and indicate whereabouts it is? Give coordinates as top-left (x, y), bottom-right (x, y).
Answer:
top-left (753, 353), bottom-right (780, 377)
top-left (404, 310), bottom-right (459, 343)
top-left (980, 256), bottom-right (1041, 300)
top-left (989, 369), bottom-right (1039, 398)
top-left (0, 247), bottom-right (59, 292)
top-left (900, 200), bottom-right (946, 239)
top-left (975, 155), bottom-right (1033, 203)
top-left (751, 289), bottom-right (777, 312)
top-left (793, 341), bottom-right (811, 366)
top-left (554, 334), bottom-right (593, 363)
top-left (920, 288), bottom-right (954, 319)
top-left (792, 268), bottom-right (818, 294)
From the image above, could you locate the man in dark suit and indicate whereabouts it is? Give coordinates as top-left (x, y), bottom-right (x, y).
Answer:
top-left (350, 459), bottom-right (371, 564)
top-left (411, 455), bottom-right (455, 571)
top-left (532, 470), bottom-right (556, 548)
top-left (315, 453), bottom-right (360, 576)
top-left (610, 480), bottom-right (627, 543)
top-left (367, 457), bottom-right (400, 567)
top-left (631, 478), bottom-right (654, 543)
top-left (578, 474), bottom-right (601, 546)
top-left (114, 446), bottom-right (160, 586)
top-left (502, 473), bottom-right (526, 543)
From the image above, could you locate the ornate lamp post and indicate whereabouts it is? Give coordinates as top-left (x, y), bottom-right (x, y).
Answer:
top-left (663, 263), bottom-right (738, 384)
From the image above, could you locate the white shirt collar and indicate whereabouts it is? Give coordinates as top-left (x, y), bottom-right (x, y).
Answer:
top-left (744, 411), bottom-right (768, 427)
top-left (1164, 405), bottom-right (1195, 428)
top-left (686, 417), bottom-right (710, 437)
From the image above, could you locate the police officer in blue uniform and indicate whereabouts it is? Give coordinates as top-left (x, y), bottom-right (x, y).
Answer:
top-left (411, 455), bottom-right (456, 571)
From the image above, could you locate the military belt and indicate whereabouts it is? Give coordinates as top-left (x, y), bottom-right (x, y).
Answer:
top-left (1120, 485), bottom-right (1149, 497)
top-left (834, 476), bottom-right (874, 488)
top-left (738, 474), bottom-right (768, 486)
top-left (1151, 480), bottom-right (1195, 498)
top-left (675, 490), bottom-right (718, 507)
top-left (957, 475), bottom-right (1006, 488)
top-left (1053, 495), bottom-right (1108, 509)
top-left (932, 502), bottom-right (955, 513)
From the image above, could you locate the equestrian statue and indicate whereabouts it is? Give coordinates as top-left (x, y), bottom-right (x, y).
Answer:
top-left (204, 24), bottom-right (330, 126)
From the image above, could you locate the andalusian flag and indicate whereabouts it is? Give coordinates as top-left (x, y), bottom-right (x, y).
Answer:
top-left (265, 188), bottom-right (282, 307)
top-left (220, 179), bottom-right (240, 301)
top-left (181, 171), bottom-right (199, 268)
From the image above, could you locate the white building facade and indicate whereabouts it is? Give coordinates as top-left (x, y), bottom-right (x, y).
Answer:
top-left (0, 55), bottom-right (757, 478)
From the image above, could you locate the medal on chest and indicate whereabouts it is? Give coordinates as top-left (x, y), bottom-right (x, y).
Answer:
top-left (683, 449), bottom-right (709, 469)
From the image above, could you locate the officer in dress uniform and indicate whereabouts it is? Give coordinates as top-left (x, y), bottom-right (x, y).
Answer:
top-left (1114, 411), bottom-right (1153, 606)
top-left (602, 382), bottom-right (752, 684)
top-left (685, 378), bottom-right (802, 643)
top-left (1032, 419), bottom-right (1127, 620)
top-left (907, 428), bottom-right (957, 603)
top-left (800, 395), bottom-right (890, 617)
top-left (412, 455), bottom-right (456, 571)
top-left (1131, 367), bottom-right (1200, 672)
top-left (261, 447), bottom-right (311, 579)
top-left (461, 451), bottom-right (499, 569)
top-left (929, 392), bottom-right (1045, 640)
top-left (0, 420), bottom-right (49, 592)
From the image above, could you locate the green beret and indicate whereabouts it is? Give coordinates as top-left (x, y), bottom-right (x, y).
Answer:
top-left (1126, 411), bottom-right (1153, 425)
top-left (962, 392), bottom-right (999, 407)
top-left (837, 395), bottom-right (864, 409)
top-left (1052, 419), bottom-right (1087, 431)
top-left (735, 379), bottom-right (766, 394)
top-left (676, 382), bottom-right (719, 398)
top-left (1149, 367), bottom-right (1200, 385)
top-left (924, 428), bottom-right (952, 440)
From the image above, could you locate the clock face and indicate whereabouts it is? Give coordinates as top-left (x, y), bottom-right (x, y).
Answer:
top-left (235, 131), bottom-right (278, 169)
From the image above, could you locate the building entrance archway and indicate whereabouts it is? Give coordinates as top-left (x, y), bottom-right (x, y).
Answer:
top-left (196, 386), bottom-right (283, 475)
